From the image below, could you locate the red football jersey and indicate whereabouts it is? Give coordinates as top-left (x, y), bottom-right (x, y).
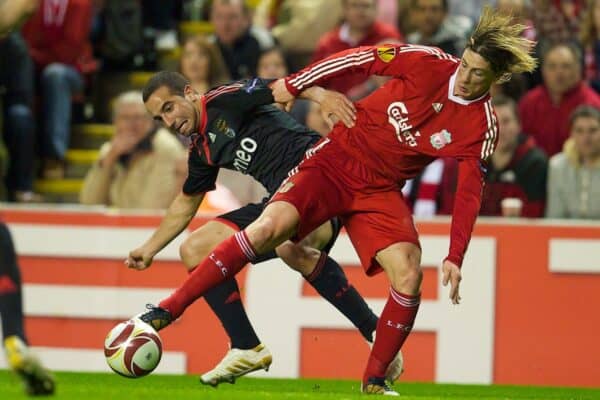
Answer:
top-left (284, 44), bottom-right (499, 266)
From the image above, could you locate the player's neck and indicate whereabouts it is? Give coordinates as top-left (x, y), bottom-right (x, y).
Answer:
top-left (192, 98), bottom-right (204, 133)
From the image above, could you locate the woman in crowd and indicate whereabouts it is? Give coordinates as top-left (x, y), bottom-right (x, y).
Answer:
top-left (547, 105), bottom-right (600, 219)
top-left (180, 35), bottom-right (230, 94)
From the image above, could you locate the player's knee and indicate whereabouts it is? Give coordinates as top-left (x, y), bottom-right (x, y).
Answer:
top-left (383, 245), bottom-right (422, 293)
top-left (179, 237), bottom-right (212, 270)
top-left (248, 215), bottom-right (289, 249)
top-left (301, 230), bottom-right (332, 250)
top-left (391, 264), bottom-right (423, 293)
top-left (277, 243), bottom-right (320, 275)
top-left (180, 221), bottom-right (235, 269)
top-left (246, 203), bottom-right (299, 252)
top-left (179, 240), bottom-right (196, 270)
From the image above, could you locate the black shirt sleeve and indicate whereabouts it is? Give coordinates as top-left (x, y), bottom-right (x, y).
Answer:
top-left (182, 146), bottom-right (219, 195)
top-left (209, 78), bottom-right (275, 112)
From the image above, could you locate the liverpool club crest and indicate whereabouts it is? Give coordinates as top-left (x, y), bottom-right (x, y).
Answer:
top-left (430, 129), bottom-right (452, 150)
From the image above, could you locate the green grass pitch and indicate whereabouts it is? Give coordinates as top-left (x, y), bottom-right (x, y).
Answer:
top-left (1, 370), bottom-right (599, 399)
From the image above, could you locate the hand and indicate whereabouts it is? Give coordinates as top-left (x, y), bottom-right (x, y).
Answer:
top-left (110, 133), bottom-right (139, 157)
top-left (312, 89), bottom-right (356, 130)
top-left (270, 78), bottom-right (295, 108)
top-left (442, 260), bottom-right (462, 304)
top-left (125, 246), bottom-right (155, 270)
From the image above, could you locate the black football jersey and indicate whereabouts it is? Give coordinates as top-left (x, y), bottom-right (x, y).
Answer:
top-left (182, 78), bottom-right (321, 196)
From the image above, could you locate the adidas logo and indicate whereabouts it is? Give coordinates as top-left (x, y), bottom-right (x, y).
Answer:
top-left (432, 103), bottom-right (443, 113)
top-left (208, 132), bottom-right (217, 143)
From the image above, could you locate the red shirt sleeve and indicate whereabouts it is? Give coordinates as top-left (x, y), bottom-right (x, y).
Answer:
top-left (445, 158), bottom-right (485, 268)
top-left (284, 44), bottom-right (453, 96)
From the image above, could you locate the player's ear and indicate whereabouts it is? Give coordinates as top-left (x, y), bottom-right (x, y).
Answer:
top-left (183, 85), bottom-right (198, 101)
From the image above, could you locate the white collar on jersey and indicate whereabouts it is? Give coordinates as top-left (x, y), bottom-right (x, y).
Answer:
top-left (447, 67), bottom-right (489, 105)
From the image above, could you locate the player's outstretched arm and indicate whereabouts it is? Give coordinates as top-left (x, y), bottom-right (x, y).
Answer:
top-left (282, 44), bottom-right (434, 96)
top-left (126, 192), bottom-right (204, 270)
top-left (271, 79), bottom-right (356, 129)
top-left (0, 0), bottom-right (38, 36)
top-left (444, 158), bottom-right (485, 303)
top-left (300, 86), bottom-right (356, 129)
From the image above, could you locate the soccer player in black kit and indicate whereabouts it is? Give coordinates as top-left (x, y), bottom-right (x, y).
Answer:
top-left (126, 71), bottom-right (403, 386)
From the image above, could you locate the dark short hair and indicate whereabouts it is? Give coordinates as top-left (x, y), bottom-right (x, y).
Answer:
top-left (491, 93), bottom-right (518, 119)
top-left (258, 46), bottom-right (290, 74)
top-left (142, 71), bottom-right (190, 103)
top-left (210, 0), bottom-right (249, 17)
top-left (411, 0), bottom-right (448, 11)
top-left (569, 105), bottom-right (600, 130)
top-left (541, 41), bottom-right (582, 68)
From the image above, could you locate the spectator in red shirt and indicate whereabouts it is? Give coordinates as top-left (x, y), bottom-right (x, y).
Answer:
top-left (311, 0), bottom-right (402, 96)
top-left (481, 95), bottom-right (548, 218)
top-left (519, 42), bottom-right (600, 157)
top-left (22, 0), bottom-right (96, 179)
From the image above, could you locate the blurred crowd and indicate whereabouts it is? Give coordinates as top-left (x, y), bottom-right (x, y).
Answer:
top-left (0, 0), bottom-right (599, 220)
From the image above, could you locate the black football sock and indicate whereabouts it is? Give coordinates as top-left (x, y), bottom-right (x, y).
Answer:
top-left (203, 278), bottom-right (261, 350)
top-left (305, 253), bottom-right (378, 342)
top-left (0, 223), bottom-right (26, 341)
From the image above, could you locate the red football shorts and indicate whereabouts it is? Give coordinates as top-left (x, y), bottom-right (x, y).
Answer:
top-left (270, 138), bottom-right (420, 276)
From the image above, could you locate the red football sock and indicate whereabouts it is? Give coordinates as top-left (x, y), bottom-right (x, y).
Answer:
top-left (159, 231), bottom-right (256, 319)
top-left (363, 288), bottom-right (420, 381)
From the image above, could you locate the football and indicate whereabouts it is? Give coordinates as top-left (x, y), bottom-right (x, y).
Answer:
top-left (104, 318), bottom-right (162, 378)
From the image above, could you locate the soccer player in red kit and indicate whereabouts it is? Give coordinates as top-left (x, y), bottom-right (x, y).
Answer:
top-left (135, 7), bottom-right (537, 395)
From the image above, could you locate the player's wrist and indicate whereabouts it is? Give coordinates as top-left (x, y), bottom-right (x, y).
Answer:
top-left (300, 86), bottom-right (325, 103)
top-left (283, 78), bottom-right (301, 97)
top-left (140, 243), bottom-right (159, 259)
top-left (444, 255), bottom-right (463, 268)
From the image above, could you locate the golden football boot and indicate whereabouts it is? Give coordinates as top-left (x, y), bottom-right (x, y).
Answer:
top-left (200, 343), bottom-right (272, 387)
top-left (4, 336), bottom-right (55, 396)
top-left (361, 377), bottom-right (399, 396)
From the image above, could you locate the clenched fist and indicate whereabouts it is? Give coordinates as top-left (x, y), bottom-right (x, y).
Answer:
top-left (125, 247), bottom-right (155, 270)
